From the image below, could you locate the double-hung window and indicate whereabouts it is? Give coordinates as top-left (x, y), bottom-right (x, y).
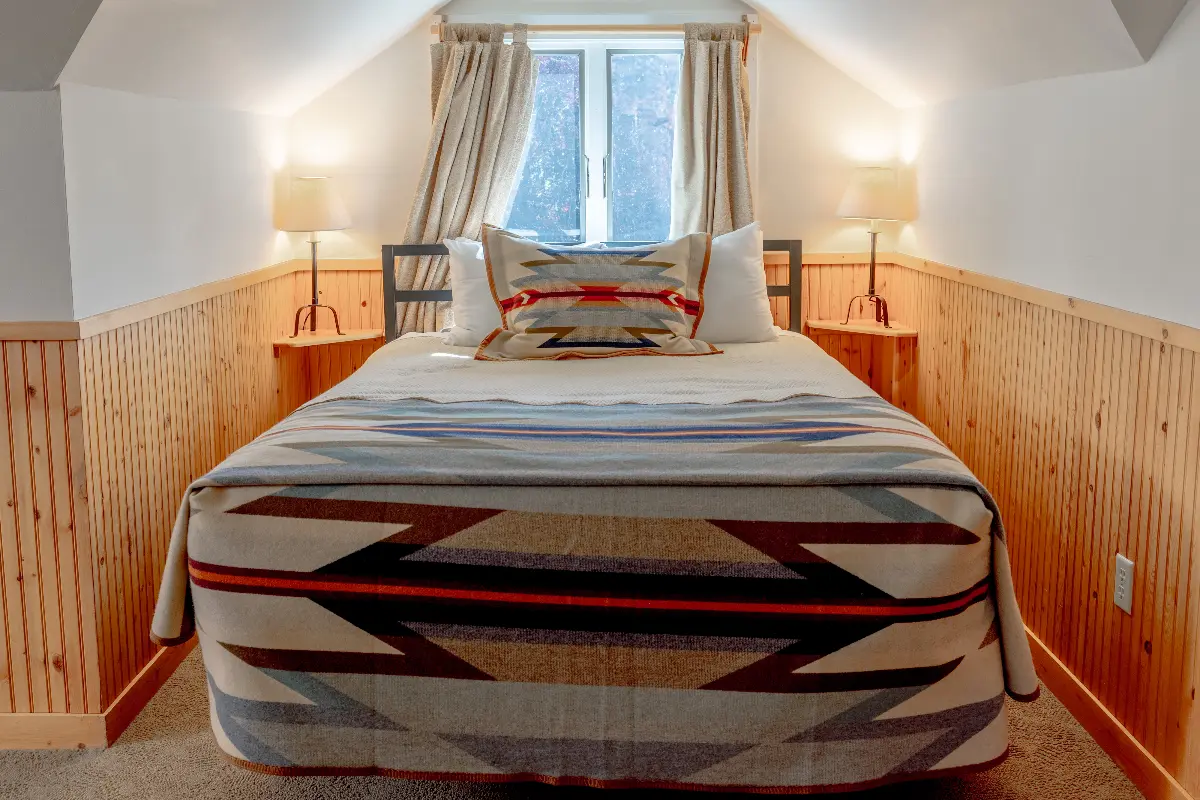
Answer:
top-left (506, 40), bottom-right (683, 243)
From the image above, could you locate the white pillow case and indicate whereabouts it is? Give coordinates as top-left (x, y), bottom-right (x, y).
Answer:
top-left (444, 238), bottom-right (498, 347)
top-left (696, 222), bottom-right (778, 344)
top-left (445, 223), bottom-right (777, 346)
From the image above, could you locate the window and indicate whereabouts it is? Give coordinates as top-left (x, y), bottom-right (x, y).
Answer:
top-left (508, 41), bottom-right (682, 243)
top-left (506, 52), bottom-right (584, 242)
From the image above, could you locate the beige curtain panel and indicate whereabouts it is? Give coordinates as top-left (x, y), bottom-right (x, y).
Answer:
top-left (671, 22), bottom-right (755, 238)
top-left (399, 23), bottom-right (537, 333)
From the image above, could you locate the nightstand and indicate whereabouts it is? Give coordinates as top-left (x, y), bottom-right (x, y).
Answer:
top-left (805, 319), bottom-right (918, 412)
top-left (273, 329), bottom-right (385, 415)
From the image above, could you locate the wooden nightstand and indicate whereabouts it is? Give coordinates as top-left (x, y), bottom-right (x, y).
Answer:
top-left (805, 319), bottom-right (918, 412)
top-left (273, 329), bottom-right (385, 415)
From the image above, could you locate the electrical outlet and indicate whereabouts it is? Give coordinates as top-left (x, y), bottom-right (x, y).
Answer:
top-left (1114, 554), bottom-right (1134, 615)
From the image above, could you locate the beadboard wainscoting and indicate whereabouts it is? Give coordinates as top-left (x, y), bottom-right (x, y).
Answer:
top-left (0, 263), bottom-right (386, 747)
top-left (1, 248), bottom-right (1197, 800)
top-left (799, 255), bottom-right (1200, 800)
top-left (0, 340), bottom-right (98, 718)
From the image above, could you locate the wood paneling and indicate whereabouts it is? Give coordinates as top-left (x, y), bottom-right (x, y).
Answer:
top-left (277, 270), bottom-right (387, 415)
top-left (1, 265), bottom-right (391, 743)
top-left (799, 258), bottom-right (1200, 800)
top-left (77, 273), bottom-right (300, 706)
top-left (4, 251), bottom-right (1198, 787)
top-left (0, 341), bottom-right (98, 716)
top-left (276, 338), bottom-right (386, 417)
top-left (807, 328), bottom-right (918, 412)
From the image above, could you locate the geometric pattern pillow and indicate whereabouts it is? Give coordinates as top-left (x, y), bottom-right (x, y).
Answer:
top-left (476, 226), bottom-right (721, 360)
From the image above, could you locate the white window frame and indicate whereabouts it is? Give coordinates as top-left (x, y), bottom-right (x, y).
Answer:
top-left (528, 37), bottom-right (683, 242)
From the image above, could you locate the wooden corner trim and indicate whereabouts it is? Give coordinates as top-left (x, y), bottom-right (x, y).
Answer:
top-left (0, 321), bottom-right (82, 341)
top-left (0, 637), bottom-right (196, 750)
top-left (1026, 628), bottom-right (1194, 800)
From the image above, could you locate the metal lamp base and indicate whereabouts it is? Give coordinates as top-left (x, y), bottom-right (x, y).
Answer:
top-left (289, 236), bottom-right (346, 339)
top-left (843, 293), bottom-right (891, 328)
top-left (841, 227), bottom-right (891, 329)
top-left (292, 304), bottom-right (344, 337)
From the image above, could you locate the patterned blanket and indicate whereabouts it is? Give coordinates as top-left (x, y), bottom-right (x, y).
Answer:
top-left (152, 395), bottom-right (1038, 793)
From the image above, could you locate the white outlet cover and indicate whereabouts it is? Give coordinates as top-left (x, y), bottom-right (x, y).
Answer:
top-left (1114, 554), bottom-right (1134, 615)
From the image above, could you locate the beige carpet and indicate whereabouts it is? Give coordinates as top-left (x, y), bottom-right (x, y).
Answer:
top-left (0, 651), bottom-right (1144, 800)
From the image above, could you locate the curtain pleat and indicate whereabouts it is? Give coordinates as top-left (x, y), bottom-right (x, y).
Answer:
top-left (670, 22), bottom-right (754, 238)
top-left (398, 23), bottom-right (537, 333)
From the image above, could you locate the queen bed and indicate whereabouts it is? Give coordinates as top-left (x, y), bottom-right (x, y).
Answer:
top-left (151, 236), bottom-right (1038, 794)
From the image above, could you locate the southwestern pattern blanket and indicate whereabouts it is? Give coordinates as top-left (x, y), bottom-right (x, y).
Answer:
top-left (151, 395), bottom-right (1039, 793)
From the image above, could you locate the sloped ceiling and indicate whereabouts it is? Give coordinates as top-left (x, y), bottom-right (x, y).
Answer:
top-left (1111, 0), bottom-right (1192, 59)
top-left (59, 0), bottom-right (442, 116)
top-left (0, 0), bottom-right (102, 90)
top-left (754, 0), bottom-right (1189, 108)
top-left (33, 0), bottom-right (1194, 114)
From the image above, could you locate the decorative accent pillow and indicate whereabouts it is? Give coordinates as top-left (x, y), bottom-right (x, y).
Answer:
top-left (444, 237), bottom-right (612, 346)
top-left (696, 222), bottom-right (779, 343)
top-left (476, 227), bottom-right (720, 360)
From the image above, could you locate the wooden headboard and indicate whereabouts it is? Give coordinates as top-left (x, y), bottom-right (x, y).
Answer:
top-left (381, 239), bottom-right (803, 342)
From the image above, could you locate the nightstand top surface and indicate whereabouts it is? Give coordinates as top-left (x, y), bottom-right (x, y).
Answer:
top-left (273, 329), bottom-right (385, 349)
top-left (806, 319), bottom-right (918, 338)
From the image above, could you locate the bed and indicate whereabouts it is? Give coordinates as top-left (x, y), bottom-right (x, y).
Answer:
top-left (151, 239), bottom-right (1038, 794)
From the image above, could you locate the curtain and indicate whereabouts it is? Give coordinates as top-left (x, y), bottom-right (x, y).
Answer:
top-left (670, 22), bottom-right (754, 238)
top-left (398, 23), bottom-right (537, 333)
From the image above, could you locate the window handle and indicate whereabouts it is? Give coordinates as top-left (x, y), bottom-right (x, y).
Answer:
top-left (603, 155), bottom-right (609, 199)
top-left (584, 156), bottom-right (592, 199)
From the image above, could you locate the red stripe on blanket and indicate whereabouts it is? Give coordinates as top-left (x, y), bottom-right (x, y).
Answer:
top-left (188, 559), bottom-right (990, 618)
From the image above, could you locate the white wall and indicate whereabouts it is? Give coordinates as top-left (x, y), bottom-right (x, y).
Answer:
top-left (755, 19), bottom-right (905, 251)
top-left (59, 84), bottom-right (290, 318)
top-left (909, 0), bottom-right (1200, 327)
top-left (286, 23), bottom-right (434, 259)
top-left (287, 14), bottom-right (904, 256)
top-left (0, 91), bottom-right (74, 321)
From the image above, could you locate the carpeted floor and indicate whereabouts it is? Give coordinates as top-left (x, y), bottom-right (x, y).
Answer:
top-left (0, 651), bottom-right (1144, 800)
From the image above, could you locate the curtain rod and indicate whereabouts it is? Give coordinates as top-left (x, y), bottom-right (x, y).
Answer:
top-left (430, 22), bottom-right (763, 36)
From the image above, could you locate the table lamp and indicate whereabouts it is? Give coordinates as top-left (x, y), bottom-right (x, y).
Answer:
top-left (275, 176), bottom-right (351, 336)
top-left (837, 166), bottom-right (908, 328)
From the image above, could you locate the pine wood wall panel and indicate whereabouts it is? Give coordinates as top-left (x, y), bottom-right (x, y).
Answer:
top-left (3, 256), bottom-right (1198, 787)
top-left (76, 274), bottom-right (304, 706)
top-left (796, 261), bottom-right (1199, 797)
top-left (0, 341), bottom-right (98, 715)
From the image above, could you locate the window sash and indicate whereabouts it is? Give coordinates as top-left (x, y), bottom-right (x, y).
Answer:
top-left (524, 39), bottom-right (682, 243)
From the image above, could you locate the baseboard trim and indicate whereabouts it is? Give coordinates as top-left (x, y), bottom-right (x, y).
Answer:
top-left (0, 637), bottom-right (196, 750)
top-left (0, 712), bottom-right (107, 750)
top-left (103, 636), bottom-right (197, 745)
top-left (1027, 628), bottom-right (1193, 800)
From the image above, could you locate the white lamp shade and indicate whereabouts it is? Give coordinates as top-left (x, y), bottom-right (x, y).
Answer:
top-left (838, 167), bottom-right (907, 222)
top-left (275, 176), bottom-right (351, 233)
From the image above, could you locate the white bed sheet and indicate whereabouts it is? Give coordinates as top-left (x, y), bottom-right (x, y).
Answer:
top-left (311, 330), bottom-right (874, 407)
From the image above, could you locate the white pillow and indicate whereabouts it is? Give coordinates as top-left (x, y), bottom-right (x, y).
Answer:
top-left (444, 238), bottom-right (498, 347)
top-left (696, 222), bottom-right (778, 343)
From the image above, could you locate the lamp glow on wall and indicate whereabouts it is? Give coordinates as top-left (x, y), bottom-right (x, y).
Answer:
top-left (838, 166), bottom-right (910, 328)
top-left (275, 176), bottom-right (351, 336)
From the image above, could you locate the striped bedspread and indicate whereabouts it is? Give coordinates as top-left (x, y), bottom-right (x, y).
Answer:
top-left (152, 395), bottom-right (1038, 793)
